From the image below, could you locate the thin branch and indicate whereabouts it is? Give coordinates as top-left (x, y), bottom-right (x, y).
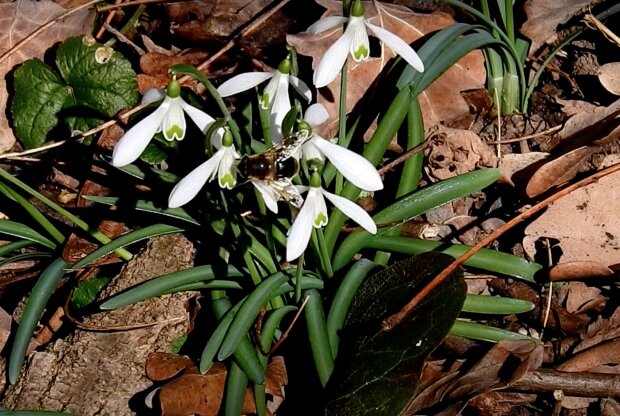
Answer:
top-left (383, 161), bottom-right (620, 330)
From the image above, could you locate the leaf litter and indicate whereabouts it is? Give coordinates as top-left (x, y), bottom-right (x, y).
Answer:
top-left (2, 0), bottom-right (620, 415)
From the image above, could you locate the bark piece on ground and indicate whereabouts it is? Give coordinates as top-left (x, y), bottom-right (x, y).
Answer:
top-left (1, 234), bottom-right (195, 416)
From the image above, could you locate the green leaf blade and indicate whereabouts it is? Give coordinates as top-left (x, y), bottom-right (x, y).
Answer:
top-left (56, 36), bottom-right (138, 121)
top-left (11, 59), bottom-right (71, 148)
top-left (326, 253), bottom-right (466, 414)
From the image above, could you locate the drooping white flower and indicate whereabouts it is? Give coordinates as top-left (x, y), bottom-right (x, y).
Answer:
top-left (301, 103), bottom-right (383, 192)
top-left (250, 180), bottom-right (281, 214)
top-left (112, 79), bottom-right (216, 167)
top-left (307, 1), bottom-right (424, 88)
top-left (217, 57), bottom-right (312, 139)
top-left (168, 130), bottom-right (239, 208)
top-left (286, 173), bottom-right (377, 261)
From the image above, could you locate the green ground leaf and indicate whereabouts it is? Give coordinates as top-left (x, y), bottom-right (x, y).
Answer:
top-left (71, 276), bottom-right (110, 309)
top-left (56, 36), bottom-right (137, 131)
top-left (326, 252), bottom-right (466, 415)
top-left (140, 142), bottom-right (168, 164)
top-left (11, 60), bottom-right (71, 148)
top-left (10, 36), bottom-right (137, 149)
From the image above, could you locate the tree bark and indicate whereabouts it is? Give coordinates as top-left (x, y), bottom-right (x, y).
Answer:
top-left (1, 234), bottom-right (195, 415)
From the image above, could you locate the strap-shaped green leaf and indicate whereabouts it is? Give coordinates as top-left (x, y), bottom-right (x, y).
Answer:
top-left (218, 272), bottom-right (289, 360)
top-left (69, 224), bottom-right (183, 270)
top-left (100, 265), bottom-right (243, 309)
top-left (462, 294), bottom-right (535, 315)
top-left (366, 236), bottom-right (542, 281)
top-left (333, 168), bottom-right (502, 270)
top-left (9, 259), bottom-right (68, 384)
top-left (0, 220), bottom-right (56, 249)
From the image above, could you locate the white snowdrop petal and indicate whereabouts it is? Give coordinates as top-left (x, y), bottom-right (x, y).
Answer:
top-left (168, 152), bottom-right (223, 208)
top-left (312, 189), bottom-right (329, 228)
top-left (349, 16), bottom-right (370, 62)
top-left (302, 140), bottom-right (324, 164)
top-left (141, 88), bottom-right (166, 105)
top-left (322, 190), bottom-right (377, 234)
top-left (289, 75), bottom-right (312, 103)
top-left (161, 99), bottom-right (186, 141)
top-left (304, 103), bottom-right (330, 127)
top-left (269, 74), bottom-right (292, 141)
top-left (111, 100), bottom-right (171, 167)
top-left (313, 27), bottom-right (353, 88)
top-left (286, 191), bottom-right (318, 261)
top-left (365, 22), bottom-right (424, 72)
top-left (307, 16), bottom-right (348, 34)
top-left (179, 98), bottom-right (215, 133)
top-left (217, 72), bottom-right (274, 97)
top-left (252, 180), bottom-right (279, 214)
top-left (313, 139), bottom-right (383, 191)
top-left (217, 147), bottom-right (238, 189)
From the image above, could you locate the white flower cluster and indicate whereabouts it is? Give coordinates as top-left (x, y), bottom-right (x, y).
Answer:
top-left (111, 0), bottom-right (423, 261)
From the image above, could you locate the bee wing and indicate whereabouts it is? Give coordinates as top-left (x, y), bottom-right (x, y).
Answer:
top-left (269, 178), bottom-right (304, 208)
top-left (267, 130), bottom-right (310, 161)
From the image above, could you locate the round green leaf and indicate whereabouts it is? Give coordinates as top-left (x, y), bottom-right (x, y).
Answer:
top-left (11, 59), bottom-right (71, 148)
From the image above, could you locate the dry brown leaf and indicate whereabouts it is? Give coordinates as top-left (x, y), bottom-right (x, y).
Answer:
top-left (498, 152), bottom-right (549, 188)
top-left (563, 282), bottom-right (606, 314)
top-left (521, 0), bottom-right (602, 53)
top-left (557, 98), bottom-right (620, 144)
top-left (406, 340), bottom-right (543, 415)
top-left (599, 62), bottom-right (620, 95)
top-left (523, 155), bottom-right (620, 267)
top-left (147, 353), bottom-right (287, 416)
top-left (549, 261), bottom-right (614, 281)
top-left (466, 391), bottom-right (537, 416)
top-left (561, 396), bottom-right (597, 410)
top-left (140, 50), bottom-right (209, 76)
top-left (424, 125), bottom-right (498, 181)
top-left (556, 337), bottom-right (620, 372)
top-left (166, 0), bottom-right (276, 43)
top-left (0, 0), bottom-right (95, 153)
top-left (287, 0), bottom-right (485, 139)
top-left (145, 352), bottom-right (198, 381)
top-left (525, 146), bottom-right (596, 197)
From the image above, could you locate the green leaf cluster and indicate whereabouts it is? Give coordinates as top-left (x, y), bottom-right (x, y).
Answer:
top-left (11, 35), bottom-right (138, 148)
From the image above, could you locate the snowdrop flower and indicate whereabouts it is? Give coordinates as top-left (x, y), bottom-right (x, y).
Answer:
top-left (301, 103), bottom-right (383, 191)
top-left (286, 172), bottom-right (377, 261)
top-left (217, 57), bottom-right (312, 139)
top-left (168, 129), bottom-right (240, 208)
top-left (112, 78), bottom-right (216, 167)
top-left (307, 0), bottom-right (424, 88)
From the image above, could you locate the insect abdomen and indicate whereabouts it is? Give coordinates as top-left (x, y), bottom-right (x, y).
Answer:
top-left (276, 158), bottom-right (299, 179)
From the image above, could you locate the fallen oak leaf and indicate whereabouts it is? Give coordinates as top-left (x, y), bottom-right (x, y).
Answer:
top-left (525, 145), bottom-right (596, 197)
top-left (523, 155), bottom-right (620, 268)
top-left (146, 353), bottom-right (287, 416)
top-left (287, 0), bottom-right (485, 139)
top-left (549, 261), bottom-right (614, 281)
top-left (146, 352), bottom-right (198, 381)
top-left (520, 0), bottom-right (603, 53)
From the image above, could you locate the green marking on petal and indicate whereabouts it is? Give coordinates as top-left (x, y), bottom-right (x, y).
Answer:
top-left (314, 212), bottom-right (328, 227)
top-left (165, 125), bottom-right (184, 141)
top-left (219, 173), bottom-right (236, 189)
top-left (353, 44), bottom-right (369, 61)
top-left (259, 93), bottom-right (270, 109)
